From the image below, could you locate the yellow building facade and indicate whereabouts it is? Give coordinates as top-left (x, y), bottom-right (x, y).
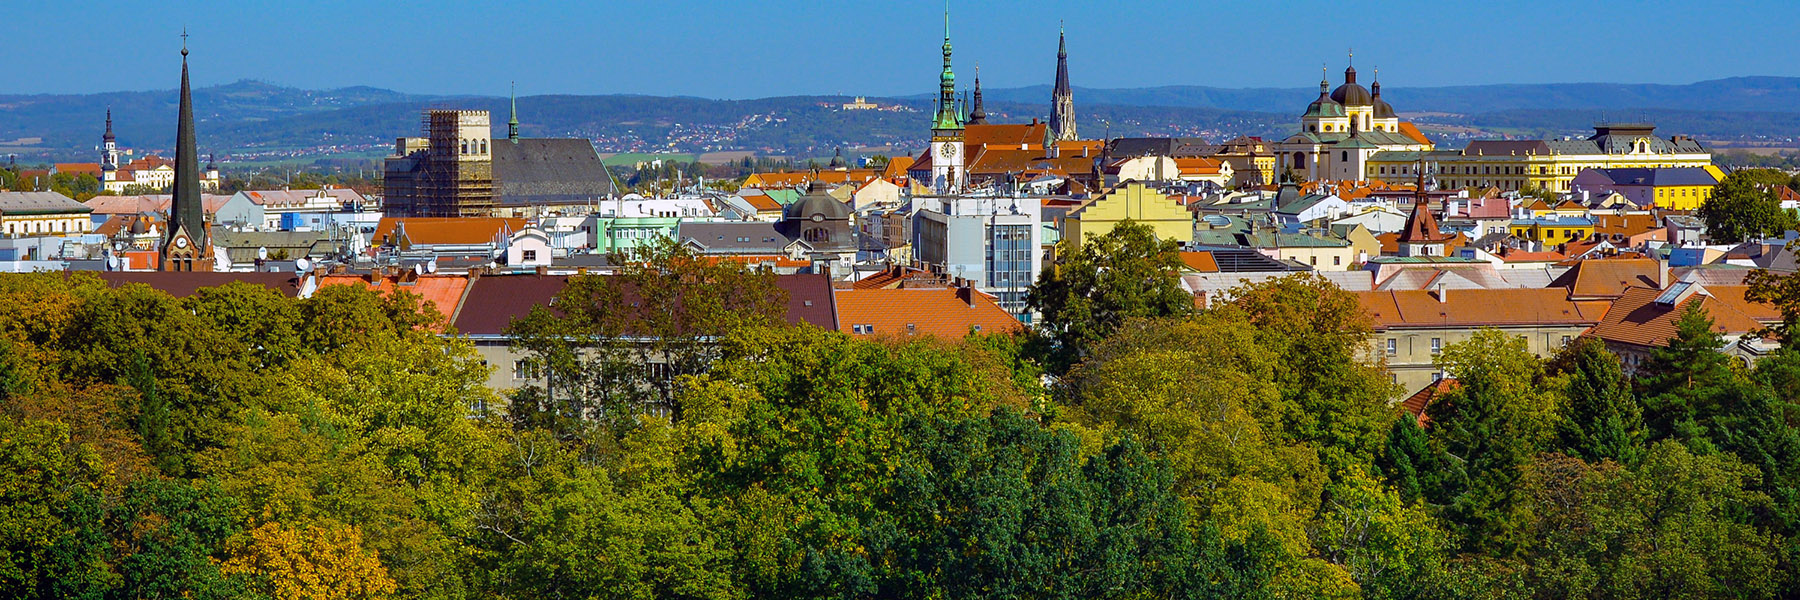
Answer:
top-left (1510, 217), bottom-right (1595, 244)
top-left (1368, 124), bottom-right (1711, 193)
top-left (1062, 182), bottom-right (1192, 247)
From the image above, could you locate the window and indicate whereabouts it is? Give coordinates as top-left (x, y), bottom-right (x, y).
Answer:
top-left (1341, 151), bottom-right (1349, 162)
top-left (1386, 339), bottom-right (1397, 356)
top-left (1430, 338), bottom-right (1442, 354)
top-left (522, 249), bottom-right (537, 261)
top-left (1561, 335), bottom-right (1572, 347)
top-left (512, 360), bottom-right (537, 380)
top-left (852, 324), bottom-right (873, 334)
top-left (1333, 255), bottom-right (1341, 266)
top-left (1432, 371), bottom-right (1444, 382)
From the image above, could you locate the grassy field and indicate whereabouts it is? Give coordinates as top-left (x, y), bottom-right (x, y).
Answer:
top-left (596, 152), bottom-right (697, 167)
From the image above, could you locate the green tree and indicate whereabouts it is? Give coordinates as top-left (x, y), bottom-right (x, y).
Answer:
top-left (507, 237), bottom-right (788, 434)
top-left (1637, 303), bottom-right (1737, 441)
top-left (1026, 219), bottom-right (1192, 372)
top-left (1428, 330), bottom-right (1559, 555)
top-left (1698, 172), bottom-right (1796, 243)
top-left (1547, 337), bottom-right (1645, 464)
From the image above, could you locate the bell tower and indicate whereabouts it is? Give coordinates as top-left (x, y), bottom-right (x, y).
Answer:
top-left (929, 4), bottom-right (965, 194)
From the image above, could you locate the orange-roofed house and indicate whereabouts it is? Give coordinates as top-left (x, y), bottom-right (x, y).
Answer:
top-left (1357, 287), bottom-right (1609, 397)
top-left (835, 286), bottom-right (1021, 338)
top-left (317, 272), bottom-right (473, 324)
top-left (372, 217), bottom-right (528, 252)
top-left (1548, 257), bottom-right (1668, 301)
top-left (1586, 283), bottom-right (1782, 373)
top-left (1173, 157), bottom-right (1232, 186)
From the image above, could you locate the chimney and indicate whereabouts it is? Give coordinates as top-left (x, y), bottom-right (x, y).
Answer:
top-left (535, 265), bottom-right (549, 276)
top-left (1435, 283), bottom-right (1448, 303)
top-left (956, 285), bottom-right (976, 308)
top-left (1657, 257), bottom-right (1669, 289)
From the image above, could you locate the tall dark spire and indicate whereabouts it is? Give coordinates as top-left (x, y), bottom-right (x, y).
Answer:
top-left (170, 32), bottom-right (203, 242)
top-left (103, 109), bottom-right (115, 144)
top-left (1051, 25), bottom-right (1077, 141)
top-left (968, 65), bottom-right (987, 125)
top-left (507, 82), bottom-right (520, 142)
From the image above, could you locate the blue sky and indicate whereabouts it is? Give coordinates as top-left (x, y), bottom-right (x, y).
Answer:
top-left (11, 0), bottom-right (1797, 97)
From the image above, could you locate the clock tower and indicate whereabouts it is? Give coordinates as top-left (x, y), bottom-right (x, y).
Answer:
top-left (929, 6), bottom-right (965, 194)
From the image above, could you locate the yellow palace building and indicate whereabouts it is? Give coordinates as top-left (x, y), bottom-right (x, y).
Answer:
top-left (1367, 123), bottom-right (1711, 193)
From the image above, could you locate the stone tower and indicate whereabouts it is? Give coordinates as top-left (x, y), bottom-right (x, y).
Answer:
top-left (1050, 27), bottom-right (1077, 141)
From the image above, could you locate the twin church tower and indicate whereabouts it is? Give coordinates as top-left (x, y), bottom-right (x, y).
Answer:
top-left (927, 8), bottom-right (1077, 193)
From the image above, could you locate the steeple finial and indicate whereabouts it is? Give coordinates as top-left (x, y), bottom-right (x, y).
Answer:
top-left (507, 81), bottom-right (520, 142)
top-left (1348, 47), bottom-right (1353, 66)
top-left (181, 28), bottom-right (189, 57)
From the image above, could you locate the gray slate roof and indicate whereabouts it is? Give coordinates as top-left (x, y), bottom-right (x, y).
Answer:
top-left (491, 139), bottom-right (617, 206)
top-left (677, 221), bottom-right (793, 254)
top-left (0, 191), bottom-right (92, 215)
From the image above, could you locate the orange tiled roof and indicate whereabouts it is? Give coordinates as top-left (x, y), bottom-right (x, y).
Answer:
top-left (1178, 251), bottom-right (1219, 272)
top-left (1356, 287), bottom-right (1609, 330)
top-left (1591, 213), bottom-right (1659, 237)
top-left (881, 158), bottom-right (911, 179)
top-left (834, 287), bottom-right (1021, 338)
top-left (964, 123), bottom-right (1048, 149)
top-left (56, 163), bottom-right (103, 178)
top-left (1549, 257), bottom-right (1665, 300)
top-left (1498, 250), bottom-right (1567, 263)
top-left (1398, 122), bottom-right (1432, 145)
top-left (1401, 378), bottom-right (1457, 426)
top-left (318, 273), bottom-right (471, 323)
top-left (372, 217), bottom-right (528, 247)
top-left (1586, 285), bottom-right (1778, 348)
top-left (700, 255), bottom-right (810, 268)
top-left (1174, 157), bottom-right (1224, 175)
top-left (741, 193), bottom-right (781, 212)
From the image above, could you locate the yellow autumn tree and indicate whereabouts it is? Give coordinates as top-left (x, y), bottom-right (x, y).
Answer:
top-left (223, 521), bottom-right (397, 600)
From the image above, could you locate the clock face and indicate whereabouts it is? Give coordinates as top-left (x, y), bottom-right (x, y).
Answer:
top-left (174, 236), bottom-right (189, 249)
top-left (940, 142), bottom-right (958, 158)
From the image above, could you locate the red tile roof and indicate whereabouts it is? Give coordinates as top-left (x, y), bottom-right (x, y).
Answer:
top-left (1401, 379), bottom-right (1457, 426)
top-left (1549, 257), bottom-right (1665, 300)
top-left (1356, 287), bottom-right (1609, 330)
top-left (1178, 251), bottom-right (1219, 273)
top-left (372, 217), bottom-right (528, 247)
top-left (834, 287), bottom-right (1021, 338)
top-left (963, 123), bottom-right (1048, 149)
top-left (318, 273), bottom-right (472, 323)
top-left (1586, 285), bottom-right (1779, 349)
top-left (450, 273), bottom-right (837, 336)
top-left (95, 271), bottom-right (304, 297)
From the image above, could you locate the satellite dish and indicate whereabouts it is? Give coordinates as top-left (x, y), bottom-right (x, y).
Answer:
top-left (257, 246), bottom-right (269, 260)
top-left (294, 258), bottom-right (311, 273)
top-left (423, 261), bottom-right (437, 274)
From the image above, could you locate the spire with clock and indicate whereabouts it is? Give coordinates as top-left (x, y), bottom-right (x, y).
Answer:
top-left (162, 30), bottom-right (213, 272)
top-left (928, 3), bottom-right (965, 194)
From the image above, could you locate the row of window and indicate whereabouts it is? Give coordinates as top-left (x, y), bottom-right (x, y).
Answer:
top-left (7, 220), bottom-right (84, 235)
top-left (1386, 334), bottom-right (1574, 357)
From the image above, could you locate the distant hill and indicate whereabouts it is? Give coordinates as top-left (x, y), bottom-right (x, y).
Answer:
top-left (967, 76), bottom-right (1800, 115)
top-left (3, 77), bottom-right (1797, 164)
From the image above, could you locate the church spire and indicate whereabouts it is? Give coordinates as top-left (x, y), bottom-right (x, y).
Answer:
top-left (103, 109), bottom-right (114, 144)
top-left (507, 81), bottom-right (520, 142)
top-left (1051, 23), bottom-right (1077, 141)
top-left (170, 30), bottom-right (203, 245)
top-left (932, 1), bottom-right (962, 132)
top-left (968, 65), bottom-right (987, 125)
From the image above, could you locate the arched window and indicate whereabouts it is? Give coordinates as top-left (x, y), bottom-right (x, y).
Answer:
top-left (1341, 151), bottom-right (1349, 162)
top-left (460, 140), bottom-right (468, 154)
top-left (1294, 153), bottom-right (1306, 169)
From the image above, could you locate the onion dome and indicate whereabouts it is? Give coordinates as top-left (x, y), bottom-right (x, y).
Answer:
top-left (1330, 65), bottom-right (1373, 106)
top-left (1304, 76), bottom-right (1345, 118)
top-left (1371, 77), bottom-right (1397, 118)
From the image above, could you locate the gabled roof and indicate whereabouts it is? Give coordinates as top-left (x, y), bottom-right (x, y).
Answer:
top-left (1397, 198), bottom-right (1453, 244)
top-left (83, 194), bottom-right (234, 216)
top-left (95, 271), bottom-right (304, 298)
top-left (677, 221), bottom-right (792, 254)
top-left (1586, 285), bottom-right (1778, 348)
top-left (964, 123), bottom-right (1050, 149)
top-left (1549, 257), bottom-right (1665, 300)
top-left (318, 273), bottom-right (472, 323)
top-left (491, 138), bottom-right (617, 206)
top-left (1402, 378), bottom-right (1457, 426)
top-left (1178, 251), bottom-right (1219, 273)
top-left (1356, 287), bottom-right (1609, 330)
top-left (834, 287), bottom-right (1020, 338)
top-left (0, 191), bottom-right (93, 215)
top-left (373, 217), bottom-right (528, 247)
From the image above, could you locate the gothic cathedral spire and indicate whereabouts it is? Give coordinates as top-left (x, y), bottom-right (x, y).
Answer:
top-left (508, 81), bottom-right (520, 142)
top-left (1051, 25), bottom-right (1077, 141)
top-left (171, 33), bottom-right (203, 246)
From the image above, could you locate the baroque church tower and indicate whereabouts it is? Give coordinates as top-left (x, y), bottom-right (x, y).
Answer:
top-left (162, 33), bottom-right (212, 272)
top-left (1050, 27), bottom-right (1077, 141)
top-left (928, 7), bottom-right (965, 193)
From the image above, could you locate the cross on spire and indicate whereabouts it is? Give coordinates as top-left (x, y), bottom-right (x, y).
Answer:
top-left (181, 28), bottom-right (189, 56)
top-left (1347, 47), bottom-right (1353, 65)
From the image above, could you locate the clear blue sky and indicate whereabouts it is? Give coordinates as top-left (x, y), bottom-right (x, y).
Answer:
top-left (11, 0), bottom-right (1797, 98)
